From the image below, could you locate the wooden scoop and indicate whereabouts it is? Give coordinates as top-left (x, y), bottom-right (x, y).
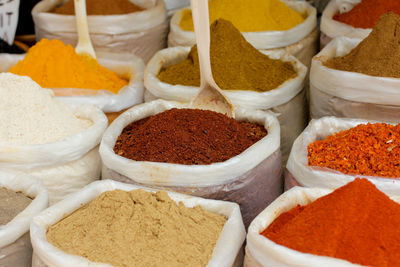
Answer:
top-left (74, 0), bottom-right (96, 59)
top-left (189, 0), bottom-right (235, 118)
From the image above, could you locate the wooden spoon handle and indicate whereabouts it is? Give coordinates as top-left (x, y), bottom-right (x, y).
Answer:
top-left (74, 0), bottom-right (96, 59)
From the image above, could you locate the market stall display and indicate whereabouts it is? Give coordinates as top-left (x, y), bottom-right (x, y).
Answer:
top-left (30, 180), bottom-right (246, 267)
top-left (246, 179), bottom-right (400, 266)
top-left (0, 170), bottom-right (48, 267)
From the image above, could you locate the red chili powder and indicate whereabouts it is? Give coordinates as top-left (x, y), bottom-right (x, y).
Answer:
top-left (261, 178), bottom-right (400, 266)
top-left (333, 0), bottom-right (400, 29)
top-left (114, 108), bottom-right (267, 165)
top-left (308, 123), bottom-right (400, 178)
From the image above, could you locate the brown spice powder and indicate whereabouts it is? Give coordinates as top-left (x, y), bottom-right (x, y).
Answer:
top-left (0, 187), bottom-right (32, 225)
top-left (52, 0), bottom-right (143, 15)
top-left (114, 108), bottom-right (267, 165)
top-left (325, 12), bottom-right (400, 78)
top-left (47, 189), bottom-right (226, 267)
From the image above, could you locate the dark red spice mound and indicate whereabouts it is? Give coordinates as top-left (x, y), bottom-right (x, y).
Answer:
top-left (114, 108), bottom-right (267, 165)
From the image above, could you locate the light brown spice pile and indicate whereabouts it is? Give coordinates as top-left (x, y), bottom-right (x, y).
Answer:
top-left (325, 12), bottom-right (400, 78)
top-left (0, 187), bottom-right (32, 225)
top-left (47, 189), bottom-right (226, 267)
top-left (52, 0), bottom-right (143, 15)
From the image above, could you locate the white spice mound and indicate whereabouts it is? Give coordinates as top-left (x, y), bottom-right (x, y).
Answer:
top-left (0, 73), bottom-right (92, 145)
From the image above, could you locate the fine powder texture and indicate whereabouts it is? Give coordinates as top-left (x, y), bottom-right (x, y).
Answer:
top-left (333, 0), bottom-right (400, 29)
top-left (158, 19), bottom-right (297, 92)
top-left (9, 39), bottom-right (128, 94)
top-left (262, 178), bottom-right (400, 267)
top-left (0, 73), bottom-right (91, 145)
top-left (114, 108), bottom-right (268, 165)
top-left (325, 12), bottom-right (400, 78)
top-left (308, 122), bottom-right (400, 178)
top-left (52, 0), bottom-right (143, 15)
top-left (179, 0), bottom-right (304, 32)
top-left (47, 189), bottom-right (226, 267)
top-left (0, 187), bottom-right (32, 225)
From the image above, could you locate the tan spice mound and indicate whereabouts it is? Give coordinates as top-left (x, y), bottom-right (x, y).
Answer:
top-left (308, 123), bottom-right (400, 178)
top-left (0, 187), bottom-right (32, 225)
top-left (325, 12), bottom-right (400, 78)
top-left (158, 19), bottom-right (297, 92)
top-left (47, 189), bottom-right (226, 267)
top-left (52, 0), bottom-right (143, 15)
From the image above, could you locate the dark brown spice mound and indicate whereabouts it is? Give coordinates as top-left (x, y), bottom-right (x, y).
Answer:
top-left (52, 0), bottom-right (143, 15)
top-left (114, 108), bottom-right (267, 165)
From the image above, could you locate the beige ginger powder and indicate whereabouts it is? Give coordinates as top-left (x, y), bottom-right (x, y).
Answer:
top-left (47, 189), bottom-right (227, 267)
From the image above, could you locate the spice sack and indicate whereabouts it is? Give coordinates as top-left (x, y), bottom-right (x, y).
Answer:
top-left (0, 170), bottom-right (48, 267)
top-left (284, 116), bottom-right (400, 195)
top-left (310, 36), bottom-right (400, 123)
top-left (2, 51), bottom-right (145, 113)
top-left (320, 0), bottom-right (371, 48)
top-left (168, 0), bottom-right (317, 67)
top-left (245, 186), bottom-right (368, 267)
top-left (30, 179), bottom-right (246, 267)
top-left (144, 48), bottom-right (307, 163)
top-left (100, 100), bottom-right (282, 227)
top-left (32, 0), bottom-right (168, 63)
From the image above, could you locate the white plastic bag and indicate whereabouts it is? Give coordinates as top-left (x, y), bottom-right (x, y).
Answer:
top-left (1, 104), bottom-right (108, 204)
top-left (2, 51), bottom-right (145, 113)
top-left (32, 0), bottom-right (168, 62)
top-left (285, 116), bottom-right (400, 195)
top-left (168, 1), bottom-right (317, 67)
top-left (320, 0), bottom-right (370, 48)
top-left (30, 179), bottom-right (246, 267)
top-left (310, 36), bottom-right (400, 122)
top-left (100, 99), bottom-right (283, 227)
top-left (0, 170), bottom-right (48, 267)
top-left (245, 186), bottom-right (367, 267)
top-left (144, 48), bottom-right (307, 162)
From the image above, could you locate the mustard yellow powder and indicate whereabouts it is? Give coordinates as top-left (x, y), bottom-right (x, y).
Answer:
top-left (9, 39), bottom-right (128, 94)
top-left (179, 0), bottom-right (305, 32)
top-left (46, 189), bottom-right (226, 267)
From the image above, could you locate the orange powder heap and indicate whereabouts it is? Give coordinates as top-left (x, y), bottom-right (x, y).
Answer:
top-left (308, 123), bottom-right (400, 178)
top-left (262, 178), bottom-right (400, 266)
top-left (52, 0), bottom-right (143, 15)
top-left (9, 39), bottom-right (128, 94)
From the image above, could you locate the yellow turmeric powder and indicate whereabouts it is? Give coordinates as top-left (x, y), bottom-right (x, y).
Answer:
top-left (9, 39), bottom-right (128, 94)
top-left (179, 0), bottom-right (305, 32)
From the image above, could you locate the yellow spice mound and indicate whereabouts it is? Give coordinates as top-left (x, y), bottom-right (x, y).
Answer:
top-left (179, 0), bottom-right (305, 32)
top-left (9, 39), bottom-right (128, 94)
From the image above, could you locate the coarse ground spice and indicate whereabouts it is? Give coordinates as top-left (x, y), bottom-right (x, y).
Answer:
top-left (0, 187), bottom-right (32, 225)
top-left (158, 19), bottom-right (297, 92)
top-left (333, 0), bottom-right (400, 29)
top-left (52, 0), bottom-right (143, 15)
top-left (47, 189), bottom-right (226, 267)
top-left (325, 12), bottom-right (400, 78)
top-left (114, 108), bottom-right (267, 165)
top-left (261, 178), bottom-right (400, 266)
top-left (307, 122), bottom-right (400, 178)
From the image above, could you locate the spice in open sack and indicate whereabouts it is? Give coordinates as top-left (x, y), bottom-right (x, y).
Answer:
top-left (47, 189), bottom-right (226, 267)
top-left (307, 122), bottom-right (400, 178)
top-left (333, 0), bottom-right (400, 29)
top-left (51, 0), bottom-right (143, 15)
top-left (262, 178), bottom-right (400, 266)
top-left (179, 0), bottom-right (304, 32)
top-left (325, 12), bottom-right (400, 78)
top-left (0, 187), bottom-right (32, 225)
top-left (114, 108), bottom-right (267, 165)
top-left (9, 39), bottom-right (128, 94)
top-left (158, 19), bottom-right (297, 92)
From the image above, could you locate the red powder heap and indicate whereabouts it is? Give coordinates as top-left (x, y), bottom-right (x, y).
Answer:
top-left (262, 178), bottom-right (400, 266)
top-left (114, 108), bottom-right (267, 165)
top-left (333, 0), bottom-right (400, 29)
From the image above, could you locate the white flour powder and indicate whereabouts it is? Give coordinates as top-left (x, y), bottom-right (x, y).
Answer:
top-left (0, 73), bottom-right (92, 145)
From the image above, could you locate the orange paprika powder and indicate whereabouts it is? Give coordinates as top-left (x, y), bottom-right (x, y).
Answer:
top-left (333, 0), bottom-right (400, 29)
top-left (308, 123), bottom-right (400, 178)
top-left (261, 178), bottom-right (400, 266)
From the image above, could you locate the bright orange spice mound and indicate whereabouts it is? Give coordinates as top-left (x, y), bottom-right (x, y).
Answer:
top-left (308, 123), bottom-right (400, 178)
top-left (262, 178), bottom-right (400, 266)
